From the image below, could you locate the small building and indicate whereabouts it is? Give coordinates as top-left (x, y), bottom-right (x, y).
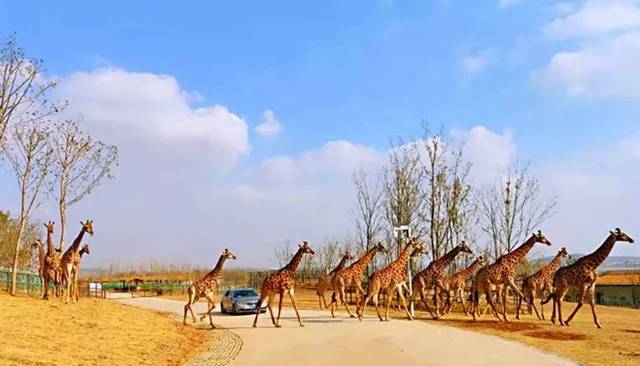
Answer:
top-left (594, 270), bottom-right (640, 308)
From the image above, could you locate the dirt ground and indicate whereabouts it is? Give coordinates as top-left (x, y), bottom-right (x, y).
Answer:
top-left (293, 287), bottom-right (640, 366)
top-left (0, 291), bottom-right (214, 366)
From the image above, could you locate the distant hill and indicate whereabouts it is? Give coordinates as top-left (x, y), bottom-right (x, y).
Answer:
top-left (536, 255), bottom-right (640, 272)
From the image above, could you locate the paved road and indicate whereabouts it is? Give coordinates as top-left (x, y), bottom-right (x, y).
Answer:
top-left (120, 297), bottom-right (577, 366)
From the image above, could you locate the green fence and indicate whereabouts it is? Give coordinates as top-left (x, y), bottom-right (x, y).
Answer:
top-left (0, 267), bottom-right (43, 295)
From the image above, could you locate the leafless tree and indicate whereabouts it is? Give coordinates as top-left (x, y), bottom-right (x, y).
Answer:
top-left (353, 169), bottom-right (384, 264)
top-left (2, 124), bottom-right (53, 295)
top-left (416, 128), bottom-right (476, 263)
top-left (478, 163), bottom-right (557, 259)
top-left (0, 36), bottom-right (61, 147)
top-left (383, 140), bottom-right (424, 257)
top-left (48, 119), bottom-right (118, 250)
top-left (317, 238), bottom-right (341, 273)
top-left (273, 240), bottom-right (294, 268)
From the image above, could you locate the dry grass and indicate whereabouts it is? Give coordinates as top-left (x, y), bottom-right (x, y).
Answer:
top-left (0, 290), bottom-right (214, 366)
top-left (290, 287), bottom-right (640, 366)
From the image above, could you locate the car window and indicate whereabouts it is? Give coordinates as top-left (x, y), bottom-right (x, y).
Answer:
top-left (233, 289), bottom-right (258, 297)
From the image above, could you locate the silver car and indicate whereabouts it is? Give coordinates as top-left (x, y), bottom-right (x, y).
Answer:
top-left (220, 288), bottom-right (267, 314)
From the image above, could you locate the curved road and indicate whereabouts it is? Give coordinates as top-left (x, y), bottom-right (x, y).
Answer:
top-left (120, 297), bottom-right (576, 366)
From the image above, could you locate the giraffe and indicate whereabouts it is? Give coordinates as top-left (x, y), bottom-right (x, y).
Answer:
top-left (60, 220), bottom-right (94, 304)
top-left (471, 231), bottom-right (552, 321)
top-left (410, 241), bottom-right (473, 319)
top-left (69, 244), bottom-right (91, 302)
top-left (43, 221), bottom-right (62, 300)
top-left (544, 228), bottom-right (633, 329)
top-left (183, 248), bottom-right (237, 328)
top-left (328, 242), bottom-right (388, 318)
top-left (440, 255), bottom-right (485, 315)
top-left (316, 251), bottom-right (354, 309)
top-left (253, 241), bottom-right (315, 328)
top-left (357, 238), bottom-right (426, 322)
top-left (515, 247), bottom-right (568, 320)
top-left (32, 239), bottom-right (46, 295)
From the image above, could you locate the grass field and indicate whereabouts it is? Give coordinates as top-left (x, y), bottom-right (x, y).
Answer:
top-left (290, 287), bottom-right (640, 366)
top-left (0, 291), bottom-right (214, 366)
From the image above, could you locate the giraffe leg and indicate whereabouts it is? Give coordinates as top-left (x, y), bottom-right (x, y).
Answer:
top-left (329, 291), bottom-right (337, 318)
top-left (556, 287), bottom-right (569, 326)
top-left (420, 289), bottom-right (437, 319)
top-left (586, 282), bottom-right (602, 329)
top-left (288, 289), bottom-right (305, 327)
top-left (183, 287), bottom-right (196, 325)
top-left (460, 289), bottom-right (469, 315)
top-left (358, 292), bottom-right (372, 321)
top-left (339, 287), bottom-right (355, 318)
top-left (253, 294), bottom-right (267, 328)
top-left (275, 290), bottom-right (284, 328)
top-left (203, 293), bottom-right (217, 329)
top-left (375, 290), bottom-right (385, 322)
top-left (43, 273), bottom-right (50, 300)
top-left (483, 283), bottom-right (502, 321)
top-left (397, 285), bottom-right (413, 320)
top-left (529, 289), bottom-right (542, 320)
top-left (565, 283), bottom-right (589, 326)
top-left (383, 287), bottom-right (393, 321)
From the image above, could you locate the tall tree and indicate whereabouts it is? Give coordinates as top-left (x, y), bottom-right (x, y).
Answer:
top-left (2, 124), bottom-right (52, 295)
top-left (478, 163), bottom-right (557, 259)
top-left (0, 36), bottom-right (61, 147)
top-left (383, 140), bottom-right (423, 257)
top-left (48, 119), bottom-right (118, 250)
top-left (353, 169), bottom-right (384, 260)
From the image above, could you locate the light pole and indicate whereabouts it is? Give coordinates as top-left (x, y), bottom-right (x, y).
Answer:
top-left (393, 225), bottom-right (414, 317)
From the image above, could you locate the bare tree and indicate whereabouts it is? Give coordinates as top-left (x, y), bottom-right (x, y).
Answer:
top-left (416, 129), bottom-right (475, 262)
top-left (273, 240), bottom-right (294, 268)
top-left (478, 163), bottom-right (557, 259)
top-left (317, 238), bottom-right (341, 273)
top-left (0, 36), bottom-right (61, 147)
top-left (48, 119), bottom-right (118, 250)
top-left (383, 140), bottom-right (423, 257)
top-left (2, 124), bottom-right (52, 295)
top-left (353, 169), bottom-right (384, 260)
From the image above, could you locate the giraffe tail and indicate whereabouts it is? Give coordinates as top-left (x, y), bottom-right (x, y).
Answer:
top-left (541, 293), bottom-right (554, 305)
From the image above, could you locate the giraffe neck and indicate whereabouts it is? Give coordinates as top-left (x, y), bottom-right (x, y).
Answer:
top-left (503, 236), bottom-right (536, 263)
top-left (350, 247), bottom-right (378, 271)
top-left (542, 252), bottom-right (565, 274)
top-left (434, 246), bottom-right (462, 269)
top-left (79, 248), bottom-right (88, 258)
top-left (330, 255), bottom-right (350, 274)
top-left (459, 259), bottom-right (482, 279)
top-left (46, 230), bottom-right (55, 255)
top-left (35, 244), bottom-right (45, 265)
top-left (64, 227), bottom-right (86, 257)
top-left (283, 248), bottom-right (305, 273)
top-left (391, 242), bottom-right (414, 269)
top-left (579, 234), bottom-right (617, 269)
top-left (209, 254), bottom-right (227, 276)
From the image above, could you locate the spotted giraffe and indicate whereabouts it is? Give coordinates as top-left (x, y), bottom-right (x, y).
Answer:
top-left (410, 241), bottom-right (473, 319)
top-left (440, 255), bottom-right (485, 315)
top-left (32, 239), bottom-right (46, 294)
top-left (42, 221), bottom-right (62, 299)
top-left (544, 229), bottom-right (634, 328)
top-left (357, 239), bottom-right (426, 322)
top-left (253, 241), bottom-right (315, 328)
top-left (516, 247), bottom-right (568, 320)
top-left (328, 242), bottom-right (388, 318)
top-left (183, 248), bottom-right (237, 328)
top-left (471, 231), bottom-right (552, 321)
top-left (60, 220), bottom-right (94, 304)
top-left (316, 251), bottom-right (354, 309)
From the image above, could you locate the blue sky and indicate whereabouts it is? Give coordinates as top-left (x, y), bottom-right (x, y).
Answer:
top-left (1, 1), bottom-right (639, 267)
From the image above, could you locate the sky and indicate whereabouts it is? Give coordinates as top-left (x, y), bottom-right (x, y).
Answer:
top-left (1, 0), bottom-right (639, 269)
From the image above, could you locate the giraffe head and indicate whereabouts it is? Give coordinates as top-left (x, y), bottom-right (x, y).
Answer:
top-left (80, 244), bottom-right (91, 255)
top-left (457, 240), bottom-right (473, 255)
top-left (558, 247), bottom-right (569, 258)
top-left (476, 255), bottom-right (486, 266)
top-left (409, 237), bottom-right (426, 255)
top-left (610, 228), bottom-right (634, 244)
top-left (299, 241), bottom-right (315, 255)
top-left (374, 241), bottom-right (389, 254)
top-left (81, 220), bottom-right (94, 236)
top-left (222, 248), bottom-right (237, 260)
top-left (44, 221), bottom-right (55, 234)
top-left (532, 230), bottom-right (551, 246)
top-left (342, 251), bottom-right (355, 261)
top-left (32, 239), bottom-right (43, 249)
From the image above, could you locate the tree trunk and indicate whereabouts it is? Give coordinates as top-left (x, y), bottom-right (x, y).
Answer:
top-left (10, 215), bottom-right (27, 296)
top-left (59, 200), bottom-right (66, 251)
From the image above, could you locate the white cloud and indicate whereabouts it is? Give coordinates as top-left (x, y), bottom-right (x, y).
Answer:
top-left (455, 126), bottom-right (516, 185)
top-left (459, 54), bottom-right (489, 74)
top-left (544, 0), bottom-right (640, 39)
top-left (254, 109), bottom-right (282, 137)
top-left (535, 1), bottom-right (640, 99)
top-left (59, 67), bottom-right (251, 166)
top-left (500, 0), bottom-right (524, 9)
top-left (534, 31), bottom-right (640, 99)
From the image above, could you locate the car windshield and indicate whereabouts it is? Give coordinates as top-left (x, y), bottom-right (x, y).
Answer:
top-left (232, 290), bottom-right (258, 298)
